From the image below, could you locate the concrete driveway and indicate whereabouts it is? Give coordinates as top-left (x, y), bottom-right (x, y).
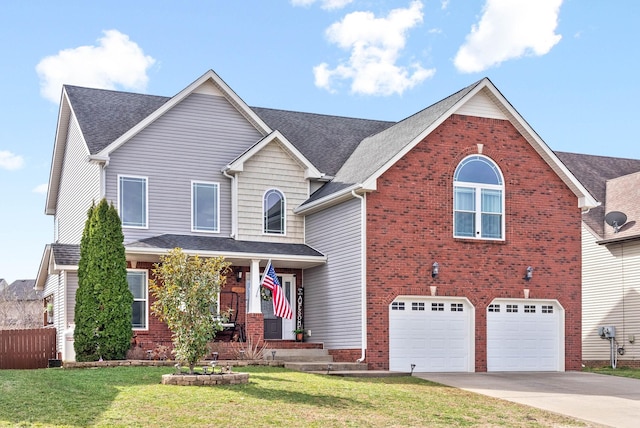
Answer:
top-left (413, 371), bottom-right (640, 428)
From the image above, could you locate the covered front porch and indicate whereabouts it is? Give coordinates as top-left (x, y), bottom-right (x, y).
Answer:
top-left (125, 233), bottom-right (326, 355)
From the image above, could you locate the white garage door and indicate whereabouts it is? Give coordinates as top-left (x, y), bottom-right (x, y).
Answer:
top-left (389, 297), bottom-right (474, 372)
top-left (487, 299), bottom-right (563, 371)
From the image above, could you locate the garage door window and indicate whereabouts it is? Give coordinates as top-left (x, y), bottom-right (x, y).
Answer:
top-left (431, 303), bottom-right (444, 311)
top-left (524, 305), bottom-right (536, 313)
top-left (412, 302), bottom-right (425, 311)
top-left (488, 304), bottom-right (500, 312)
top-left (506, 304), bottom-right (518, 313)
top-left (392, 302), bottom-right (405, 310)
top-left (542, 305), bottom-right (553, 313)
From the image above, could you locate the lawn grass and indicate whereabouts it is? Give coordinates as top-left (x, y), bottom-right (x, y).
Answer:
top-left (0, 366), bottom-right (587, 427)
top-left (583, 366), bottom-right (640, 380)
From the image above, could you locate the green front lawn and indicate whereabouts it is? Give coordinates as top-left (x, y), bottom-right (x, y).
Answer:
top-left (584, 366), bottom-right (640, 380)
top-left (0, 366), bottom-right (586, 427)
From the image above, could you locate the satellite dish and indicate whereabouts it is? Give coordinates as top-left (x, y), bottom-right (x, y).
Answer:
top-left (605, 211), bottom-right (627, 233)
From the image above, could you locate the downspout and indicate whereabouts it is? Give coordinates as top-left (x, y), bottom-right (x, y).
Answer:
top-left (352, 189), bottom-right (367, 363)
top-left (222, 169), bottom-right (237, 238)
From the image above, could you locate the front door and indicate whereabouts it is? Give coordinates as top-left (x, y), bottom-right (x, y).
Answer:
top-left (263, 275), bottom-right (295, 339)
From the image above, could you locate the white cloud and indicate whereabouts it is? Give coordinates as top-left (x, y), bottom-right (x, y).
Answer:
top-left (291, 0), bottom-right (353, 10)
top-left (36, 30), bottom-right (156, 103)
top-left (314, 0), bottom-right (434, 96)
top-left (33, 183), bottom-right (48, 194)
top-left (454, 0), bottom-right (563, 73)
top-left (0, 150), bottom-right (24, 170)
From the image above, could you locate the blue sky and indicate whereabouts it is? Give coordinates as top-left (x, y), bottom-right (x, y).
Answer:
top-left (0, 0), bottom-right (638, 283)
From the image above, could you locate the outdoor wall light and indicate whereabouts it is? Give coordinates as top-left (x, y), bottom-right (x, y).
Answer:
top-left (524, 266), bottom-right (533, 281)
top-left (236, 269), bottom-right (243, 282)
top-left (432, 262), bottom-right (439, 278)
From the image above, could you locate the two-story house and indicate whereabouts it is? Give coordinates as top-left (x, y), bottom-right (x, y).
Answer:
top-left (36, 70), bottom-right (597, 371)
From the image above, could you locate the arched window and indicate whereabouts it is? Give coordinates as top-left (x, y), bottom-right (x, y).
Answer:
top-left (453, 155), bottom-right (504, 240)
top-left (264, 189), bottom-right (285, 234)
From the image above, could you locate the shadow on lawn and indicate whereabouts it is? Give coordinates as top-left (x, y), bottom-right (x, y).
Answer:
top-left (0, 366), bottom-right (170, 427)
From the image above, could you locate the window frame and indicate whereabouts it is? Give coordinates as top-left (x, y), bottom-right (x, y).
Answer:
top-left (263, 188), bottom-right (286, 235)
top-left (127, 269), bottom-right (148, 331)
top-left (118, 175), bottom-right (148, 229)
top-left (453, 155), bottom-right (505, 241)
top-left (191, 181), bottom-right (220, 233)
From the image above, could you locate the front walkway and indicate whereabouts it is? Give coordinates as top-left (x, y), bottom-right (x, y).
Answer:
top-left (413, 371), bottom-right (640, 428)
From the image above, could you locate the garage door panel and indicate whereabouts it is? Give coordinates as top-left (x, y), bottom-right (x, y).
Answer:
top-left (390, 297), bottom-right (473, 372)
top-left (487, 301), bottom-right (562, 372)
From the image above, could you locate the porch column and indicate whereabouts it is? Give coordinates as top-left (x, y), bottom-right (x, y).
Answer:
top-left (248, 259), bottom-right (262, 313)
top-left (246, 259), bottom-right (264, 344)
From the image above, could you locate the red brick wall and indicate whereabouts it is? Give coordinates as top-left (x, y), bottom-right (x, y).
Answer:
top-left (365, 115), bottom-right (582, 371)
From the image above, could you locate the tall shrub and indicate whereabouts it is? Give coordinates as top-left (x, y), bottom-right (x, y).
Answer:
top-left (75, 199), bottom-right (133, 361)
top-left (150, 248), bottom-right (230, 373)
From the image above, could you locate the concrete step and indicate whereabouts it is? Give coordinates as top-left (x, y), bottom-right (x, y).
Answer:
top-left (264, 348), bottom-right (333, 362)
top-left (284, 361), bottom-right (368, 372)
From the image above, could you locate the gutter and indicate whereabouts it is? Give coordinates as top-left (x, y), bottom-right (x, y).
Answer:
top-left (351, 189), bottom-right (367, 364)
top-left (222, 168), bottom-right (237, 238)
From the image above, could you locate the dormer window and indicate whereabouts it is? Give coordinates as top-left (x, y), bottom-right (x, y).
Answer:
top-left (264, 189), bottom-right (285, 234)
top-left (453, 155), bottom-right (504, 240)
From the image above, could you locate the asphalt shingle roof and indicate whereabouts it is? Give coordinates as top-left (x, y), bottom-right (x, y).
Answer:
top-left (3, 280), bottom-right (41, 301)
top-left (65, 85), bottom-right (170, 155)
top-left (556, 151), bottom-right (640, 236)
top-left (51, 243), bottom-right (81, 266)
top-left (252, 107), bottom-right (395, 176)
top-left (127, 234), bottom-right (323, 258)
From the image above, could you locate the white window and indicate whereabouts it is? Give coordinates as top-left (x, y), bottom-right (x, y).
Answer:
top-left (264, 189), bottom-right (285, 234)
top-left (119, 176), bottom-right (148, 228)
top-left (453, 155), bottom-right (504, 240)
top-left (127, 270), bottom-right (148, 330)
top-left (192, 181), bottom-right (219, 232)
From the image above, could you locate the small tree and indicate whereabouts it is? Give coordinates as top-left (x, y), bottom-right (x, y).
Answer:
top-left (150, 248), bottom-right (230, 373)
top-left (75, 199), bottom-right (133, 361)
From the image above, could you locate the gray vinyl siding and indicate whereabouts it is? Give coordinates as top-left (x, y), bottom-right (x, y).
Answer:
top-left (304, 197), bottom-right (363, 349)
top-left (56, 115), bottom-right (101, 244)
top-left (104, 93), bottom-right (262, 242)
top-left (43, 273), bottom-right (65, 356)
top-left (582, 225), bottom-right (640, 361)
top-left (237, 140), bottom-right (307, 243)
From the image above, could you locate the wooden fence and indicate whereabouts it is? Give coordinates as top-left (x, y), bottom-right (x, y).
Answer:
top-left (0, 328), bottom-right (57, 369)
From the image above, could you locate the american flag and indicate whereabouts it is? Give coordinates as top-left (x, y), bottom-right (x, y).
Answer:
top-left (261, 261), bottom-right (293, 319)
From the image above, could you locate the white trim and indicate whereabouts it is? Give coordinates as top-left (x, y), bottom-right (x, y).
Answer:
top-left (263, 188), bottom-right (286, 236)
top-left (127, 269), bottom-right (149, 331)
top-left (191, 181), bottom-right (220, 233)
top-left (118, 175), bottom-right (149, 229)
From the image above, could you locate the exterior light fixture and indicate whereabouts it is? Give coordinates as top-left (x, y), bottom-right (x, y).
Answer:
top-left (524, 266), bottom-right (533, 281)
top-left (236, 269), bottom-right (243, 282)
top-left (432, 262), bottom-right (439, 278)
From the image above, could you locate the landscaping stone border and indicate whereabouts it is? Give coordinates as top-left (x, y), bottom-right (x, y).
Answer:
top-left (62, 359), bottom-right (283, 369)
top-left (161, 372), bottom-right (249, 386)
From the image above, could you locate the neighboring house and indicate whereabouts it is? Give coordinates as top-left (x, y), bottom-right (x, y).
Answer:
top-left (0, 279), bottom-right (43, 328)
top-left (557, 152), bottom-right (640, 368)
top-left (35, 70), bottom-right (598, 371)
